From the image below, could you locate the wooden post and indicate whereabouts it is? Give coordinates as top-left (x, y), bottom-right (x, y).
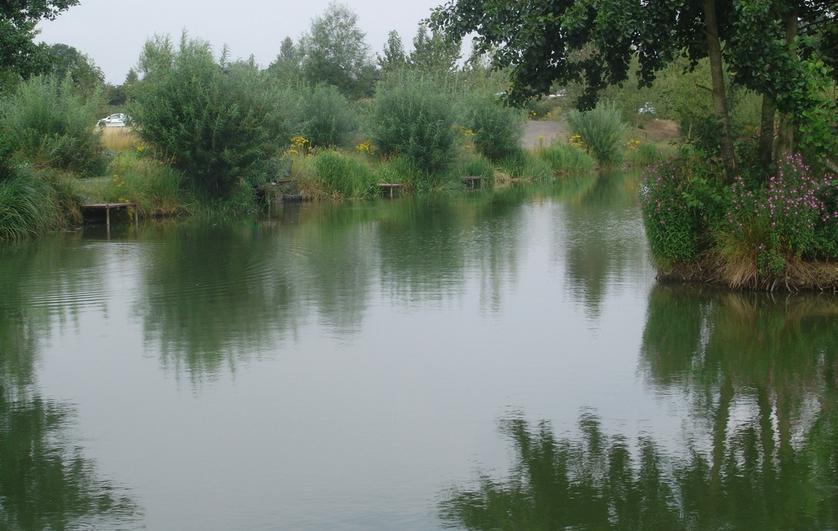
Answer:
top-left (106, 206), bottom-right (111, 240)
top-left (134, 205), bottom-right (139, 230)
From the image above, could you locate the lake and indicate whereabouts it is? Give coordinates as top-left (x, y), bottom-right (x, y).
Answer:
top-left (1, 173), bottom-right (836, 530)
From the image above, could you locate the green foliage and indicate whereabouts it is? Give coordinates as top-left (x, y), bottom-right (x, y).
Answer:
top-left (461, 94), bottom-right (522, 161)
top-left (499, 150), bottom-right (553, 181)
top-left (450, 151), bottom-right (495, 182)
top-left (44, 43), bottom-right (104, 92)
top-left (372, 75), bottom-right (456, 178)
top-left (378, 31), bottom-right (406, 75)
top-left (724, 154), bottom-right (838, 265)
top-left (130, 35), bottom-right (286, 197)
top-left (0, 1), bottom-right (79, 80)
top-left (267, 37), bottom-right (302, 81)
top-left (299, 85), bottom-right (358, 148)
top-left (375, 155), bottom-right (422, 188)
top-left (409, 23), bottom-right (461, 73)
top-left (567, 102), bottom-right (628, 166)
top-left (537, 142), bottom-right (595, 175)
top-left (312, 150), bottom-right (376, 197)
top-left (640, 155), bottom-right (726, 266)
top-left (300, 3), bottom-right (374, 98)
top-left (0, 168), bottom-right (78, 239)
top-left (75, 153), bottom-right (183, 216)
top-left (0, 75), bottom-right (104, 174)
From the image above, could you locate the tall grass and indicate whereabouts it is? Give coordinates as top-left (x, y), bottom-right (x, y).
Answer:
top-left (312, 150), bottom-right (377, 198)
top-left (0, 76), bottom-right (104, 175)
top-left (567, 102), bottom-right (628, 166)
top-left (0, 169), bottom-right (79, 240)
top-left (100, 127), bottom-right (140, 152)
top-left (537, 142), bottom-right (596, 175)
top-left (73, 153), bottom-right (183, 216)
top-left (498, 150), bottom-right (553, 181)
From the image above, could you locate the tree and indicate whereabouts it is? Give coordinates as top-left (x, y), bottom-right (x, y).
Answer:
top-left (378, 30), bottom-right (406, 74)
top-left (45, 43), bottom-right (104, 92)
top-left (267, 36), bottom-right (302, 80)
top-left (432, 0), bottom-right (836, 178)
top-left (0, 1), bottom-right (79, 81)
top-left (299, 3), bottom-right (373, 98)
top-left (409, 23), bottom-right (460, 73)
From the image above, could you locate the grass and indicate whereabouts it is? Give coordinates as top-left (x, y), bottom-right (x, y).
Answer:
top-left (567, 102), bottom-right (628, 166)
top-left (100, 127), bottom-right (141, 152)
top-left (536, 142), bottom-right (596, 175)
top-left (0, 169), bottom-right (79, 240)
top-left (498, 150), bottom-right (554, 182)
top-left (72, 153), bottom-right (183, 217)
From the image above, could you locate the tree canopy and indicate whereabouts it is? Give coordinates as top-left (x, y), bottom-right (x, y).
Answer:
top-left (1, 0), bottom-right (79, 81)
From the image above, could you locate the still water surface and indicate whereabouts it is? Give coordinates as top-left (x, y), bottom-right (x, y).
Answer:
top-left (1, 174), bottom-right (836, 530)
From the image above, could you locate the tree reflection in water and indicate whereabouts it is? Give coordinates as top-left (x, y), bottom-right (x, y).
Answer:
top-left (0, 243), bottom-right (140, 530)
top-left (441, 287), bottom-right (837, 530)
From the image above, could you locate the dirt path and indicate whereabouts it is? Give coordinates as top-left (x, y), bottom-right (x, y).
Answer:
top-left (521, 119), bottom-right (569, 149)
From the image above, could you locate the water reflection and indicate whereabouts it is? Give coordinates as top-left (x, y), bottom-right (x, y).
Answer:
top-left (441, 286), bottom-right (838, 530)
top-left (560, 172), bottom-right (651, 318)
top-left (0, 245), bottom-right (140, 529)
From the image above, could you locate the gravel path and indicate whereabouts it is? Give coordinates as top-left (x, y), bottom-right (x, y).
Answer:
top-left (521, 119), bottom-right (569, 149)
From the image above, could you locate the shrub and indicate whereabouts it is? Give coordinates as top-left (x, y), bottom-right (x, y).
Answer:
top-left (461, 95), bottom-right (523, 161)
top-left (299, 85), bottom-right (358, 148)
top-left (372, 76), bottom-right (455, 177)
top-left (0, 76), bottom-right (104, 175)
top-left (537, 142), bottom-right (595, 175)
top-left (567, 102), bottom-right (628, 166)
top-left (640, 156), bottom-right (725, 266)
top-left (130, 36), bottom-right (286, 197)
top-left (725, 154), bottom-right (837, 266)
top-left (375, 155), bottom-right (422, 188)
top-left (313, 150), bottom-right (377, 197)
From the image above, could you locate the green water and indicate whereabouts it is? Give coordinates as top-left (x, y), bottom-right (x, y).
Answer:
top-left (0, 175), bottom-right (836, 530)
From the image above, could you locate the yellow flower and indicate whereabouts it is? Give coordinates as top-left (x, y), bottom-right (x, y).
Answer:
top-left (355, 140), bottom-right (373, 154)
top-left (626, 139), bottom-right (641, 151)
top-left (569, 134), bottom-right (586, 149)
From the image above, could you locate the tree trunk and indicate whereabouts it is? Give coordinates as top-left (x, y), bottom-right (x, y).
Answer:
top-left (703, 0), bottom-right (737, 179)
top-left (758, 94), bottom-right (776, 175)
top-left (776, 9), bottom-right (799, 160)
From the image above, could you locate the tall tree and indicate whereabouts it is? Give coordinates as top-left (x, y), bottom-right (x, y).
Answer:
top-left (267, 36), bottom-right (302, 80)
top-left (45, 43), bottom-right (104, 92)
top-left (431, 1), bottom-right (739, 176)
top-left (409, 23), bottom-right (461, 73)
top-left (299, 2), bottom-right (373, 97)
top-left (0, 0), bottom-right (79, 81)
top-left (378, 30), bottom-right (406, 74)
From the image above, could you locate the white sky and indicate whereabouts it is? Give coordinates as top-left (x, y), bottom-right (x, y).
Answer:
top-left (37, 0), bottom-right (446, 84)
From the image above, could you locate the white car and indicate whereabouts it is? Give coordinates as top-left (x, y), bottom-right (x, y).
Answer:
top-left (98, 113), bottom-right (130, 128)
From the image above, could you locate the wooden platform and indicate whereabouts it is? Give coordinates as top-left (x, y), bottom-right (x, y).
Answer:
top-left (81, 202), bottom-right (139, 232)
top-left (462, 176), bottom-right (483, 190)
top-left (378, 183), bottom-right (404, 199)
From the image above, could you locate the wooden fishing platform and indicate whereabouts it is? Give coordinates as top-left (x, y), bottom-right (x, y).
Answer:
top-left (260, 180), bottom-right (302, 216)
top-left (81, 202), bottom-right (139, 232)
top-left (462, 176), bottom-right (483, 190)
top-left (378, 183), bottom-right (404, 199)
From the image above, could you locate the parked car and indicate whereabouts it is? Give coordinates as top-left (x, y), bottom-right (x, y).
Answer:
top-left (97, 113), bottom-right (130, 128)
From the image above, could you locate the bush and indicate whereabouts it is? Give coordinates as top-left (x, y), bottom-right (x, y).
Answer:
top-left (537, 142), bottom-right (595, 175)
top-left (640, 155), bottom-right (725, 266)
top-left (375, 155), bottom-right (422, 188)
top-left (461, 95), bottom-right (523, 161)
top-left (567, 102), bottom-right (628, 166)
top-left (299, 85), bottom-right (358, 148)
top-left (0, 76), bottom-right (104, 175)
top-left (372, 76), bottom-right (455, 178)
top-left (724, 154), bottom-right (837, 266)
top-left (313, 150), bottom-right (377, 197)
top-left (130, 36), bottom-right (286, 197)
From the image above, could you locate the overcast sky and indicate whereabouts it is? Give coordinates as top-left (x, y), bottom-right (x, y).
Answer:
top-left (37, 0), bottom-right (446, 84)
